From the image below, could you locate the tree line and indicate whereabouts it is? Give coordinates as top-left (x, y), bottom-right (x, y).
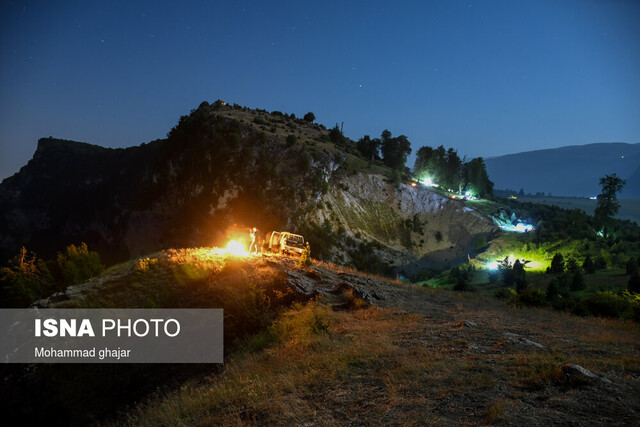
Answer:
top-left (413, 145), bottom-right (493, 198)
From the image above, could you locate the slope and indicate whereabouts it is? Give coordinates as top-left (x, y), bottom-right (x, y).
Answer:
top-left (2, 248), bottom-right (637, 425)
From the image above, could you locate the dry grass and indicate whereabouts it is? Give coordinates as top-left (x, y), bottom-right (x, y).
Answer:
top-left (114, 292), bottom-right (640, 425)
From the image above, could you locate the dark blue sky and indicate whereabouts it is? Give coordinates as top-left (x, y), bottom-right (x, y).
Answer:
top-left (1, 0), bottom-right (639, 180)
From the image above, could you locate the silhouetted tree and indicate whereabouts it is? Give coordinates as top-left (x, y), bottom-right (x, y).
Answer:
top-left (303, 112), bottom-right (315, 123)
top-left (329, 125), bottom-right (345, 145)
top-left (547, 253), bottom-right (565, 274)
top-left (594, 173), bottom-right (625, 238)
top-left (513, 260), bottom-right (527, 293)
top-left (626, 257), bottom-right (638, 275)
top-left (356, 135), bottom-right (381, 161)
top-left (380, 130), bottom-right (412, 171)
top-left (463, 157), bottom-right (494, 197)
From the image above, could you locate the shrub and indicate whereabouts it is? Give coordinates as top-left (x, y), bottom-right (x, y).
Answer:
top-left (0, 247), bottom-right (54, 307)
top-left (570, 270), bottom-right (586, 291)
top-left (546, 280), bottom-right (558, 301)
top-left (582, 292), bottom-right (630, 318)
top-left (626, 257), bottom-right (639, 275)
top-left (494, 287), bottom-right (514, 300)
top-left (582, 255), bottom-right (596, 274)
top-left (516, 287), bottom-right (546, 307)
top-left (593, 255), bottom-right (607, 270)
top-left (453, 278), bottom-right (473, 291)
top-left (53, 243), bottom-right (104, 287)
top-left (303, 112), bottom-right (315, 123)
top-left (296, 243), bottom-right (312, 268)
top-left (286, 134), bottom-right (297, 147)
top-left (629, 272), bottom-right (640, 294)
top-left (566, 258), bottom-right (579, 273)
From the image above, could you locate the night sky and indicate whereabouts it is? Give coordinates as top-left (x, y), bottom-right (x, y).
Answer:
top-left (1, 0), bottom-right (639, 180)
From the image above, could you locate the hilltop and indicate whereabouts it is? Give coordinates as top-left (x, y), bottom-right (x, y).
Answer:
top-left (485, 142), bottom-right (640, 198)
top-left (2, 249), bottom-right (637, 425)
top-left (0, 101), bottom-right (494, 276)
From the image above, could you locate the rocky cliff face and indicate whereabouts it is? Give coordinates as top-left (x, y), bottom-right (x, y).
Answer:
top-left (311, 173), bottom-right (496, 276)
top-left (0, 102), bottom-right (496, 276)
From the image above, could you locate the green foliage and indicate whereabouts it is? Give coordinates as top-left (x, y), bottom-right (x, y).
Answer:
top-left (53, 243), bottom-right (104, 287)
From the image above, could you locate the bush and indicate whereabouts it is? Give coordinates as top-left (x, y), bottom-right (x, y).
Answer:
top-left (546, 280), bottom-right (558, 301)
top-left (286, 134), bottom-right (297, 147)
top-left (303, 112), bottom-right (315, 123)
top-left (570, 270), bottom-right (586, 291)
top-left (53, 243), bottom-right (104, 287)
top-left (453, 278), bottom-right (473, 291)
top-left (582, 292), bottom-right (631, 318)
top-left (494, 287), bottom-right (514, 300)
top-left (0, 247), bottom-right (54, 307)
top-left (582, 255), bottom-right (596, 274)
top-left (516, 287), bottom-right (547, 307)
top-left (296, 243), bottom-right (312, 268)
top-left (629, 272), bottom-right (640, 294)
top-left (626, 257), bottom-right (639, 275)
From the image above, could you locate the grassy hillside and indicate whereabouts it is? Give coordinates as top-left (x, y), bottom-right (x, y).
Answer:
top-left (1, 248), bottom-right (636, 425)
top-left (101, 254), bottom-right (638, 426)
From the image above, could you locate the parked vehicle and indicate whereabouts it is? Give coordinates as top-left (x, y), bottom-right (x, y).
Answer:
top-left (267, 231), bottom-right (305, 256)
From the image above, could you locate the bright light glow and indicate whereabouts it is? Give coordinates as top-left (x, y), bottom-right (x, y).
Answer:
top-left (226, 240), bottom-right (248, 256)
top-left (411, 182), bottom-right (417, 187)
top-left (487, 261), bottom-right (498, 270)
top-left (590, 196), bottom-right (597, 200)
top-left (499, 223), bottom-right (534, 233)
top-left (465, 191), bottom-right (471, 197)
top-left (422, 177), bottom-right (438, 187)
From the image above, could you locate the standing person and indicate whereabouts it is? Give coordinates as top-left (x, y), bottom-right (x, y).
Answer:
top-left (249, 227), bottom-right (257, 255)
top-left (254, 228), bottom-right (262, 255)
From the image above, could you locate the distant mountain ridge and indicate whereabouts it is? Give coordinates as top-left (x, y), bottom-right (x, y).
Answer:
top-left (484, 142), bottom-right (640, 198)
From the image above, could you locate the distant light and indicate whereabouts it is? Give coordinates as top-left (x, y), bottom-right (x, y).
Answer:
top-left (422, 177), bottom-right (437, 187)
top-left (589, 196), bottom-right (597, 200)
top-left (499, 223), bottom-right (534, 233)
top-left (411, 182), bottom-right (417, 187)
top-left (487, 261), bottom-right (498, 270)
